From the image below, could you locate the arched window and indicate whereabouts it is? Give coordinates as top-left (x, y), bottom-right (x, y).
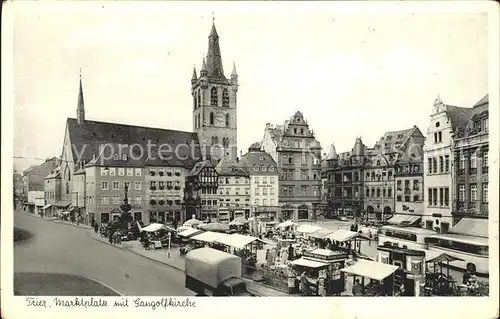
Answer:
top-left (209, 112), bottom-right (214, 125)
top-left (211, 87), bottom-right (218, 106)
top-left (194, 92), bottom-right (198, 110)
top-left (225, 114), bottom-right (230, 127)
top-left (222, 137), bottom-right (228, 147)
top-left (198, 90), bottom-right (201, 106)
top-left (214, 136), bottom-right (218, 145)
top-left (222, 89), bottom-right (229, 107)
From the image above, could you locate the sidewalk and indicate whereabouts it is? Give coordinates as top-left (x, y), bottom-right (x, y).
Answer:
top-left (89, 232), bottom-right (291, 296)
top-left (22, 211), bottom-right (92, 230)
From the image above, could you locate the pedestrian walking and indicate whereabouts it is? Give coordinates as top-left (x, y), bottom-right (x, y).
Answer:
top-left (94, 222), bottom-right (99, 233)
top-left (109, 230), bottom-right (114, 244)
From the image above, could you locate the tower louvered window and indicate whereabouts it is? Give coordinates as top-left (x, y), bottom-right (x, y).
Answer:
top-left (225, 114), bottom-right (230, 127)
top-left (222, 89), bottom-right (229, 107)
top-left (194, 92), bottom-right (197, 110)
top-left (211, 87), bottom-right (218, 106)
top-left (198, 90), bottom-right (201, 106)
top-left (210, 112), bottom-right (214, 125)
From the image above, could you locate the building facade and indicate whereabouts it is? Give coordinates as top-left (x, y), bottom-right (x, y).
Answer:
top-left (22, 157), bottom-right (59, 203)
top-left (261, 111), bottom-right (322, 221)
top-left (365, 126), bottom-right (424, 222)
top-left (216, 157), bottom-right (250, 222)
top-left (324, 140), bottom-right (368, 219)
top-left (27, 191), bottom-right (45, 214)
top-left (43, 166), bottom-right (62, 218)
top-left (423, 95), bottom-right (475, 232)
top-left (191, 22), bottom-right (239, 161)
top-left (240, 144), bottom-right (280, 221)
top-left (185, 160), bottom-right (219, 221)
top-left (451, 95), bottom-right (489, 228)
top-left (145, 166), bottom-right (186, 224)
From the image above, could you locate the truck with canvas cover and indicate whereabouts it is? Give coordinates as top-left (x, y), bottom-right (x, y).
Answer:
top-left (185, 247), bottom-right (254, 296)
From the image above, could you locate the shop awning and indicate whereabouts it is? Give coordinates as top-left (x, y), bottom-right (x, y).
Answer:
top-left (291, 257), bottom-right (328, 268)
top-left (42, 204), bottom-right (52, 210)
top-left (387, 214), bottom-right (421, 226)
top-left (449, 218), bottom-right (488, 238)
top-left (178, 228), bottom-right (204, 238)
top-left (310, 248), bottom-right (338, 257)
top-left (325, 229), bottom-right (370, 242)
top-left (191, 231), bottom-right (229, 243)
top-left (54, 200), bottom-right (72, 208)
top-left (276, 220), bottom-right (296, 228)
top-left (142, 223), bottom-right (175, 232)
top-left (215, 234), bottom-right (265, 249)
top-left (341, 259), bottom-right (399, 281)
top-left (296, 225), bottom-right (324, 234)
top-left (309, 229), bottom-right (335, 239)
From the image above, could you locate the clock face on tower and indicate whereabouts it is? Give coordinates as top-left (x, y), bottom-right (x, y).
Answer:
top-left (215, 111), bottom-right (225, 126)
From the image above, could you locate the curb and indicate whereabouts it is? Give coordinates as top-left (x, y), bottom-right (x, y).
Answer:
top-left (87, 276), bottom-right (125, 296)
top-left (21, 211), bottom-right (92, 230)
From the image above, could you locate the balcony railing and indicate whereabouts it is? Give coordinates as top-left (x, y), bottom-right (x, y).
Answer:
top-left (482, 166), bottom-right (489, 174)
top-left (453, 201), bottom-right (488, 217)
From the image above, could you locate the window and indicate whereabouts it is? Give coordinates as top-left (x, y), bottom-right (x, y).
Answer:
top-left (432, 188), bottom-right (437, 206)
top-left (413, 195), bottom-right (419, 201)
top-left (114, 154), bottom-right (119, 160)
top-left (382, 188), bottom-right (387, 197)
top-left (428, 189), bottom-right (432, 206)
top-left (432, 158), bottom-right (437, 173)
top-left (262, 177), bottom-right (268, 184)
top-left (388, 188), bottom-right (392, 198)
top-left (101, 182), bottom-right (109, 190)
top-left (254, 177), bottom-right (260, 184)
top-left (101, 196), bottom-right (108, 204)
top-left (482, 183), bottom-right (488, 202)
top-left (222, 89), bottom-right (229, 107)
top-left (101, 168), bottom-right (108, 176)
top-left (439, 188), bottom-right (444, 206)
top-left (439, 156), bottom-right (444, 172)
top-left (365, 188), bottom-right (369, 197)
top-left (376, 188), bottom-right (380, 197)
top-left (109, 168), bottom-right (116, 176)
top-left (135, 196), bottom-right (142, 205)
top-left (262, 188), bottom-right (267, 195)
top-left (112, 181), bottom-right (119, 190)
top-left (122, 154), bottom-right (127, 161)
top-left (428, 158), bottom-right (432, 174)
top-left (458, 184), bottom-right (465, 201)
top-left (118, 168), bottom-right (125, 176)
top-left (470, 184), bottom-right (477, 201)
top-left (438, 131), bottom-right (442, 143)
top-left (255, 188), bottom-right (259, 195)
top-left (483, 150), bottom-right (488, 167)
top-left (397, 195), bottom-right (402, 201)
top-left (210, 87), bottom-right (218, 106)
top-left (302, 155), bottom-right (306, 165)
top-left (124, 181), bottom-right (131, 190)
top-left (113, 196), bottom-right (120, 204)
top-left (288, 157), bottom-right (293, 164)
top-left (301, 185), bottom-right (307, 196)
top-left (444, 188), bottom-right (449, 206)
top-left (371, 188), bottom-right (375, 197)
top-left (254, 165), bottom-right (260, 172)
top-left (270, 199), bottom-right (275, 206)
top-left (135, 168), bottom-right (141, 176)
top-left (397, 181), bottom-right (402, 190)
top-left (270, 177), bottom-right (275, 184)
top-left (470, 152), bottom-right (477, 169)
top-left (127, 168), bottom-right (133, 176)
top-left (445, 155), bottom-right (450, 172)
top-left (404, 180), bottom-right (410, 190)
top-left (263, 199), bottom-right (267, 206)
top-left (134, 181), bottom-right (141, 190)
top-left (225, 113), bottom-right (230, 127)
top-left (459, 154), bottom-right (466, 169)
top-left (383, 230), bottom-right (417, 242)
top-left (210, 112), bottom-right (214, 125)
top-left (413, 180), bottom-right (419, 190)
top-left (404, 196), bottom-right (410, 202)
top-left (366, 173), bottom-right (370, 180)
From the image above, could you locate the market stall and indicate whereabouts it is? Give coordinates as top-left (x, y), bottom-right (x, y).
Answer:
top-left (184, 218), bottom-right (204, 228)
top-left (199, 222), bottom-right (230, 233)
top-left (296, 225), bottom-right (324, 237)
top-left (140, 223), bottom-right (175, 249)
top-left (324, 229), bottom-right (370, 255)
top-left (424, 252), bottom-right (464, 296)
top-left (340, 259), bottom-right (399, 296)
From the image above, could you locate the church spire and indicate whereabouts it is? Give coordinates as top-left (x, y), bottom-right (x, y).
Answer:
top-left (191, 65), bottom-right (198, 85)
top-left (206, 19), bottom-right (225, 79)
top-left (77, 68), bottom-right (85, 124)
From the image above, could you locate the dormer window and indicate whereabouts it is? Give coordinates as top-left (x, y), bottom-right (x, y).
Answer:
top-left (435, 121), bottom-right (440, 128)
top-left (259, 156), bottom-right (264, 161)
top-left (122, 154), bottom-right (127, 161)
top-left (254, 165), bottom-right (260, 171)
top-left (113, 154), bottom-right (119, 160)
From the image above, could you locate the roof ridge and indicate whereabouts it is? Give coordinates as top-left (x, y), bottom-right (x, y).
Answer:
top-left (67, 117), bottom-right (196, 136)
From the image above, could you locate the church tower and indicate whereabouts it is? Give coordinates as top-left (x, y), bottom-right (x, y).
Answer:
top-left (77, 70), bottom-right (85, 124)
top-left (191, 20), bottom-right (238, 161)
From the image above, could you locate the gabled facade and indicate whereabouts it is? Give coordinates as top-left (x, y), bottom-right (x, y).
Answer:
top-left (216, 156), bottom-right (250, 222)
top-left (240, 143), bottom-right (280, 221)
top-left (423, 95), bottom-right (474, 233)
top-left (261, 111), bottom-right (322, 221)
top-left (191, 22), bottom-right (239, 161)
top-left (185, 160), bottom-right (219, 221)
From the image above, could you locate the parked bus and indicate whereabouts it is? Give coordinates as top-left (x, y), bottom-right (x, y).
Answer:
top-left (424, 233), bottom-right (489, 275)
top-left (377, 226), bottom-right (438, 250)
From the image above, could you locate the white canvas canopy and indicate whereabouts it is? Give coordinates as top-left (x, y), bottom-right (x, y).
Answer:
top-left (215, 233), bottom-right (264, 249)
top-left (141, 223), bottom-right (174, 232)
top-left (184, 218), bottom-right (204, 227)
top-left (341, 259), bottom-right (399, 281)
top-left (296, 224), bottom-right (324, 234)
top-left (325, 229), bottom-right (370, 242)
top-left (276, 220), bottom-right (296, 228)
top-left (178, 228), bottom-right (204, 238)
top-left (191, 231), bottom-right (229, 243)
top-left (291, 257), bottom-right (328, 268)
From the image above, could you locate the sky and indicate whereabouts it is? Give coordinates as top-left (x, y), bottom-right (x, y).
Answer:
top-left (11, 2), bottom-right (489, 171)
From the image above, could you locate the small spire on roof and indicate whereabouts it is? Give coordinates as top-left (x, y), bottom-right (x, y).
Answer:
top-left (191, 65), bottom-right (197, 80)
top-left (231, 62), bottom-right (238, 76)
top-left (201, 57), bottom-right (207, 72)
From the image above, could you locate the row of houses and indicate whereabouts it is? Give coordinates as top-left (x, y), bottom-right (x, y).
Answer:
top-left (321, 94), bottom-right (489, 237)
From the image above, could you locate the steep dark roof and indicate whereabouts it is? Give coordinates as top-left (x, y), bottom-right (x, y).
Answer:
top-left (445, 105), bottom-right (475, 130)
top-left (188, 160), bottom-right (214, 177)
top-left (240, 150), bottom-right (278, 175)
top-left (67, 118), bottom-right (201, 168)
top-left (473, 94), bottom-right (488, 108)
top-left (215, 157), bottom-right (249, 177)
